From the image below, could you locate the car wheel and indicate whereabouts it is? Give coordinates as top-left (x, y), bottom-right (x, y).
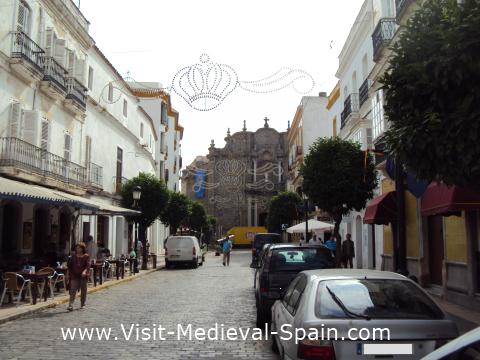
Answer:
top-left (165, 260), bottom-right (171, 269)
top-left (192, 258), bottom-right (198, 269)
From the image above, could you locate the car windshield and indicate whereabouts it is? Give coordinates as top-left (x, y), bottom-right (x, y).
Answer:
top-left (315, 279), bottom-right (444, 320)
top-left (269, 248), bottom-right (333, 271)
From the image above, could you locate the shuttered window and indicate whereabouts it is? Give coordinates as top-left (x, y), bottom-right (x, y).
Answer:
top-left (22, 110), bottom-right (40, 145)
top-left (54, 39), bottom-right (66, 66)
top-left (64, 133), bottom-right (72, 161)
top-left (8, 102), bottom-right (22, 138)
top-left (45, 28), bottom-right (55, 57)
top-left (40, 119), bottom-right (50, 152)
top-left (87, 66), bottom-right (94, 90)
top-left (17, 1), bottom-right (30, 34)
top-left (85, 136), bottom-right (92, 165)
top-left (75, 58), bottom-right (85, 84)
top-left (67, 49), bottom-right (75, 74)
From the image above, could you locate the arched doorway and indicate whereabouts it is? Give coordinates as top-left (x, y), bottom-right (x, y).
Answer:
top-left (355, 215), bottom-right (363, 269)
top-left (1, 202), bottom-right (22, 255)
top-left (59, 210), bottom-right (71, 253)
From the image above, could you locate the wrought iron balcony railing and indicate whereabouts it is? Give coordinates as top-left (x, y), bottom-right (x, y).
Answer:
top-left (88, 162), bottom-right (103, 189)
top-left (11, 31), bottom-right (45, 72)
top-left (43, 57), bottom-right (67, 91)
top-left (396, 0), bottom-right (414, 21)
top-left (340, 93), bottom-right (359, 129)
top-left (359, 79), bottom-right (370, 107)
top-left (372, 18), bottom-right (397, 60)
top-left (0, 137), bottom-right (87, 187)
top-left (66, 77), bottom-right (87, 108)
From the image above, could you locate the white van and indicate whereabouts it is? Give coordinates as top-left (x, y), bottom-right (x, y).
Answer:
top-left (165, 236), bottom-right (203, 269)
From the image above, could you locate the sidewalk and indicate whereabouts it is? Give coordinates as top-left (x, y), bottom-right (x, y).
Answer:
top-left (0, 256), bottom-right (165, 325)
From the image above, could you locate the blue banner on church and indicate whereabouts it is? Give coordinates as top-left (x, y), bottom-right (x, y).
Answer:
top-left (194, 169), bottom-right (206, 199)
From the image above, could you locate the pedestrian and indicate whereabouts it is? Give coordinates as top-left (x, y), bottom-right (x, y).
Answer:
top-left (310, 234), bottom-right (321, 245)
top-left (342, 233), bottom-right (355, 268)
top-left (222, 235), bottom-right (232, 266)
top-left (324, 234), bottom-right (337, 256)
top-left (67, 242), bottom-right (90, 311)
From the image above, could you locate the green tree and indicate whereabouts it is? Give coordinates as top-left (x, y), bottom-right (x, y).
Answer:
top-left (160, 191), bottom-right (191, 235)
top-left (266, 192), bottom-right (302, 233)
top-left (187, 201), bottom-right (208, 233)
top-left (381, 0), bottom-right (480, 186)
top-left (121, 173), bottom-right (169, 270)
top-left (300, 137), bottom-right (377, 266)
top-left (203, 215), bottom-right (217, 243)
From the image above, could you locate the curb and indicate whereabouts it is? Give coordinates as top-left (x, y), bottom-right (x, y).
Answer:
top-left (0, 266), bottom-right (163, 325)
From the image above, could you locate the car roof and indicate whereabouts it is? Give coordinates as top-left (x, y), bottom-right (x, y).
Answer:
top-left (301, 269), bottom-right (409, 281)
top-left (168, 236), bottom-right (196, 239)
top-left (269, 244), bottom-right (330, 250)
top-left (255, 233), bottom-right (281, 236)
top-left (421, 327), bottom-right (480, 360)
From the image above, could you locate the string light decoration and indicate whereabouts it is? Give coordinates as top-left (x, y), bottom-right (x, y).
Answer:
top-left (98, 54), bottom-right (315, 111)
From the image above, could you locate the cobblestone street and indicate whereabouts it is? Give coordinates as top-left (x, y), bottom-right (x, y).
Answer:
top-left (0, 251), bottom-right (277, 360)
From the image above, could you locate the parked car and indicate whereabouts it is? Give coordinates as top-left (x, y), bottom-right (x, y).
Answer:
top-left (255, 244), bottom-right (334, 326)
top-left (164, 236), bottom-right (203, 269)
top-left (271, 269), bottom-right (458, 360)
top-left (251, 233), bottom-right (281, 267)
top-left (253, 243), bottom-right (275, 289)
top-left (421, 326), bottom-right (480, 360)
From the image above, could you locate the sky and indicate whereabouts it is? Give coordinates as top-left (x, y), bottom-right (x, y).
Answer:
top-left (79, 0), bottom-right (364, 168)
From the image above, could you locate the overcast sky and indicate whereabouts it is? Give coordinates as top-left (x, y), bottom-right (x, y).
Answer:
top-left (79, 0), bottom-right (364, 167)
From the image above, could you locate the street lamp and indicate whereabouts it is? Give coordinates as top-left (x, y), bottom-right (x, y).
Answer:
top-left (132, 186), bottom-right (141, 273)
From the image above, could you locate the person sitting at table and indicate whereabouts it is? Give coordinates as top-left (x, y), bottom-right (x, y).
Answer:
top-left (67, 242), bottom-right (90, 311)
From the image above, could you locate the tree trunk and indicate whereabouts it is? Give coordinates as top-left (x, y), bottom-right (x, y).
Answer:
top-left (139, 224), bottom-right (148, 270)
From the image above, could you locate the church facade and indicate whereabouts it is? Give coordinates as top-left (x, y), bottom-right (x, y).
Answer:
top-left (182, 118), bottom-right (288, 234)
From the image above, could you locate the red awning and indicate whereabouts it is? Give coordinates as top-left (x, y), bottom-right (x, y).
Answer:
top-left (364, 191), bottom-right (397, 225)
top-left (421, 183), bottom-right (480, 216)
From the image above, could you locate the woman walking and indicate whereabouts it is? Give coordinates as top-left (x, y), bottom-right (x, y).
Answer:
top-left (67, 242), bottom-right (91, 311)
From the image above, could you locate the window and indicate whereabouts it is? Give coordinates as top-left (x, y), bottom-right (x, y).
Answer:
top-left (8, 102), bottom-right (22, 138)
top-left (353, 129), bottom-right (362, 145)
top-left (64, 133), bottom-right (72, 161)
top-left (40, 119), bottom-right (50, 152)
top-left (269, 248), bottom-right (334, 272)
top-left (372, 90), bottom-right (385, 139)
top-left (161, 102), bottom-right (168, 125)
top-left (286, 276), bottom-right (307, 315)
top-left (116, 147), bottom-right (123, 193)
top-left (88, 66), bottom-right (94, 90)
top-left (140, 123), bottom-right (144, 138)
top-left (85, 136), bottom-right (92, 165)
top-left (66, 49), bottom-right (75, 74)
top-left (108, 83), bottom-right (113, 102)
top-left (123, 99), bottom-right (128, 117)
top-left (315, 279), bottom-right (445, 320)
top-left (17, 1), bottom-right (31, 34)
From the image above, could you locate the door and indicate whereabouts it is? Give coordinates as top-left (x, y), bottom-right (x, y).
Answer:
top-left (34, 208), bottom-right (49, 256)
top-left (428, 215), bottom-right (444, 286)
top-left (356, 215), bottom-right (363, 268)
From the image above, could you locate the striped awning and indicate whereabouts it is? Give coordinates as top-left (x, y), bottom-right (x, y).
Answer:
top-left (0, 177), bottom-right (138, 215)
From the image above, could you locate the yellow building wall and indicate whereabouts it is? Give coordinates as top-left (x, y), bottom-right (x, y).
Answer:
top-left (405, 191), bottom-right (420, 258)
top-left (382, 179), bottom-right (395, 256)
top-left (444, 214), bottom-right (467, 263)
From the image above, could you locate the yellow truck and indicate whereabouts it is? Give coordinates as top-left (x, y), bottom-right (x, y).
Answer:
top-left (227, 226), bottom-right (268, 248)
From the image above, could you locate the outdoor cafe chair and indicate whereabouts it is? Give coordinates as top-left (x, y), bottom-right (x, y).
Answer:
top-left (37, 267), bottom-right (56, 300)
top-left (0, 272), bottom-right (32, 307)
top-left (52, 270), bottom-right (67, 294)
top-left (103, 261), bottom-right (113, 281)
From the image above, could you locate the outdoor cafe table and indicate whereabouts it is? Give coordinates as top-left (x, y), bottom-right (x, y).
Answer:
top-left (17, 271), bottom-right (50, 305)
top-left (91, 262), bottom-right (103, 287)
top-left (107, 260), bottom-right (125, 280)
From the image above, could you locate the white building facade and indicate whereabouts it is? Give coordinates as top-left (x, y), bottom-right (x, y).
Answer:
top-left (0, 0), bottom-right (181, 266)
top-left (334, 0), bottom-right (395, 269)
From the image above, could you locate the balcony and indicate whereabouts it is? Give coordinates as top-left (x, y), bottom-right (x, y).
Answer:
top-left (64, 77), bottom-right (87, 114)
top-left (359, 79), bottom-right (370, 108)
top-left (340, 93), bottom-right (359, 129)
top-left (41, 57), bottom-right (67, 100)
top-left (396, 0), bottom-right (414, 23)
top-left (88, 162), bottom-right (103, 190)
top-left (113, 176), bottom-right (128, 194)
top-left (10, 31), bottom-right (45, 83)
top-left (372, 18), bottom-right (397, 60)
top-left (0, 137), bottom-right (87, 188)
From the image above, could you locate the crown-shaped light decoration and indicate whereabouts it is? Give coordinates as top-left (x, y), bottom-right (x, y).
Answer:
top-left (172, 54), bottom-right (239, 111)
top-left (215, 159), bottom-right (246, 191)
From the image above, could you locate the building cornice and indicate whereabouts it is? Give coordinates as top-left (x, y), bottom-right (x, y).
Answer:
top-left (326, 82), bottom-right (340, 109)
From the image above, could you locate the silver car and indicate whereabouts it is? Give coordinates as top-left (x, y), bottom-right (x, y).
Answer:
top-left (271, 269), bottom-right (458, 360)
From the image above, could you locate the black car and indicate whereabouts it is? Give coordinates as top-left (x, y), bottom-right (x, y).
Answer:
top-left (254, 244), bottom-right (334, 326)
top-left (251, 233), bottom-right (281, 267)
